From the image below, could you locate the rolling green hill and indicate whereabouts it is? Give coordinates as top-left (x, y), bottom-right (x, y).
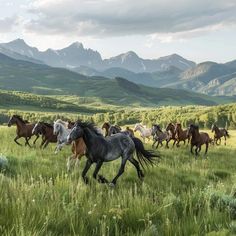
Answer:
top-left (0, 53), bottom-right (235, 106)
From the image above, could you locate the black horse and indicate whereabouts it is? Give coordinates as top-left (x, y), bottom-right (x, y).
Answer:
top-left (108, 125), bottom-right (134, 137)
top-left (67, 121), bottom-right (160, 186)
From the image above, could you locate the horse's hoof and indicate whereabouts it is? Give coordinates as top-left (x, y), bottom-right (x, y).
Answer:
top-left (109, 183), bottom-right (115, 188)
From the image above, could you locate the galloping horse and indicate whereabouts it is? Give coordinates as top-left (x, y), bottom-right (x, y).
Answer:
top-left (108, 125), bottom-right (134, 137)
top-left (134, 123), bottom-right (152, 143)
top-left (8, 115), bottom-right (39, 147)
top-left (102, 122), bottom-right (121, 137)
top-left (67, 121), bottom-right (160, 186)
top-left (53, 119), bottom-right (71, 153)
top-left (187, 124), bottom-right (210, 156)
top-left (211, 124), bottom-right (229, 145)
top-left (151, 124), bottom-right (171, 148)
top-left (32, 122), bottom-right (57, 148)
top-left (174, 123), bottom-right (190, 147)
top-left (166, 123), bottom-right (176, 146)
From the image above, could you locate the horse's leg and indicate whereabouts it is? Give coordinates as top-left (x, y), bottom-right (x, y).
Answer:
top-left (129, 157), bottom-right (144, 180)
top-left (40, 138), bottom-right (46, 148)
top-left (82, 159), bottom-right (92, 184)
top-left (43, 140), bottom-right (50, 149)
top-left (176, 140), bottom-right (180, 148)
top-left (224, 135), bottom-right (226, 146)
top-left (67, 155), bottom-right (76, 172)
top-left (110, 157), bottom-right (128, 186)
top-left (190, 144), bottom-right (194, 154)
top-left (156, 141), bottom-right (160, 149)
top-left (183, 140), bottom-right (186, 145)
top-left (152, 139), bottom-right (157, 148)
top-left (14, 136), bottom-right (22, 146)
top-left (166, 140), bottom-right (169, 149)
top-left (25, 137), bottom-right (32, 147)
top-left (198, 145), bottom-right (201, 154)
top-left (33, 135), bottom-right (39, 145)
top-left (173, 139), bottom-right (176, 147)
top-left (93, 161), bottom-right (108, 183)
top-left (195, 146), bottom-right (199, 156)
top-left (205, 143), bottom-right (209, 155)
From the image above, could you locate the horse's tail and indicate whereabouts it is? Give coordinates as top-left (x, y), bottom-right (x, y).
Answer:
top-left (225, 130), bottom-right (230, 138)
top-left (132, 137), bottom-right (160, 169)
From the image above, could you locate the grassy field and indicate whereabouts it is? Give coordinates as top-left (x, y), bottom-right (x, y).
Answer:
top-left (0, 126), bottom-right (236, 235)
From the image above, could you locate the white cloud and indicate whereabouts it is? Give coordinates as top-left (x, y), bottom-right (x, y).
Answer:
top-left (24, 0), bottom-right (236, 38)
top-left (0, 16), bottom-right (20, 33)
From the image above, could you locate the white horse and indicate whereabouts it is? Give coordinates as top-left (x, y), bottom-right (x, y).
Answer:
top-left (53, 119), bottom-right (71, 153)
top-left (134, 123), bottom-right (152, 143)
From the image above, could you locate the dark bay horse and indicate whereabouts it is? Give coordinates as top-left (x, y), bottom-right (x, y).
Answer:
top-left (187, 124), bottom-right (210, 156)
top-left (32, 122), bottom-right (57, 148)
top-left (67, 121), bottom-right (160, 186)
top-left (174, 123), bottom-right (190, 147)
top-left (8, 115), bottom-right (39, 147)
top-left (211, 124), bottom-right (229, 145)
top-left (166, 123), bottom-right (176, 146)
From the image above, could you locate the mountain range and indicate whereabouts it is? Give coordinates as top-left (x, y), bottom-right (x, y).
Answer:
top-left (0, 39), bottom-right (236, 97)
top-left (0, 52), bottom-right (234, 107)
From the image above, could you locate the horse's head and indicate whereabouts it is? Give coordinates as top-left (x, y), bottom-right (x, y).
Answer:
top-left (187, 124), bottom-right (199, 136)
top-left (166, 123), bottom-right (174, 132)
top-left (67, 123), bottom-right (84, 142)
top-left (53, 121), bottom-right (61, 135)
top-left (67, 120), bottom-right (75, 129)
top-left (7, 115), bottom-right (18, 127)
top-left (151, 124), bottom-right (161, 136)
top-left (134, 123), bottom-right (142, 132)
top-left (174, 123), bottom-right (181, 133)
top-left (211, 123), bottom-right (216, 132)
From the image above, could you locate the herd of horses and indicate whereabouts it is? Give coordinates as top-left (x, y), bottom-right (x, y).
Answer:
top-left (6, 115), bottom-right (230, 185)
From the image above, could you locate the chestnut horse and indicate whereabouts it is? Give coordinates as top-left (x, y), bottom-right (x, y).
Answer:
top-left (187, 124), bottom-right (210, 156)
top-left (174, 123), bottom-right (190, 147)
top-left (32, 122), bottom-right (57, 148)
top-left (166, 123), bottom-right (176, 146)
top-left (211, 124), bottom-right (229, 145)
top-left (8, 115), bottom-right (39, 147)
top-left (67, 137), bottom-right (87, 172)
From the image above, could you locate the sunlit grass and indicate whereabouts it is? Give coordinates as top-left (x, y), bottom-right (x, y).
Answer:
top-left (0, 126), bottom-right (236, 235)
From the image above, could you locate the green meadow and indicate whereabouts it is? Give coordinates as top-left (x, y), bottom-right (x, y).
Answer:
top-left (0, 126), bottom-right (236, 236)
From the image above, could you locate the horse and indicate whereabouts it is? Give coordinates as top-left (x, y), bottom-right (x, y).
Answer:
top-left (166, 123), bottom-right (177, 146)
top-left (187, 124), bottom-right (210, 156)
top-left (102, 122), bottom-right (121, 137)
top-left (68, 120), bottom-right (75, 129)
top-left (211, 124), bottom-right (229, 145)
top-left (67, 121), bottom-right (160, 186)
top-left (7, 115), bottom-right (39, 147)
top-left (67, 137), bottom-right (87, 172)
top-left (134, 123), bottom-right (152, 143)
top-left (151, 124), bottom-right (171, 148)
top-left (108, 125), bottom-right (134, 137)
top-left (53, 119), bottom-right (71, 153)
top-left (32, 122), bottom-right (57, 148)
top-left (174, 123), bottom-right (190, 147)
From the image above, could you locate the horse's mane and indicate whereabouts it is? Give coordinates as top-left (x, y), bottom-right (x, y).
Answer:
top-left (43, 122), bottom-right (53, 128)
top-left (55, 119), bottom-right (68, 127)
top-left (76, 121), bottom-right (103, 136)
top-left (13, 115), bottom-right (28, 124)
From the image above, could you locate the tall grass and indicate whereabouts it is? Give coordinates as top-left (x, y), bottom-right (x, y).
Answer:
top-left (0, 126), bottom-right (236, 235)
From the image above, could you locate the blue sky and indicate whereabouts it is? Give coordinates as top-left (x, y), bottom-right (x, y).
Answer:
top-left (0, 0), bottom-right (236, 63)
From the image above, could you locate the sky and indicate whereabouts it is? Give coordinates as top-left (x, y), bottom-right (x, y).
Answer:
top-left (0, 0), bottom-right (236, 63)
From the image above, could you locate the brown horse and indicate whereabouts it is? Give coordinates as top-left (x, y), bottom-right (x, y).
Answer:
top-left (211, 124), bottom-right (229, 145)
top-left (102, 122), bottom-right (110, 137)
top-left (68, 120), bottom-right (75, 129)
top-left (8, 115), bottom-right (39, 147)
top-left (166, 123), bottom-right (176, 146)
top-left (187, 124), bottom-right (210, 155)
top-left (32, 122), bottom-right (57, 148)
top-left (126, 127), bottom-right (135, 137)
top-left (67, 138), bottom-right (87, 172)
top-left (174, 123), bottom-right (190, 147)
top-left (102, 122), bottom-right (121, 137)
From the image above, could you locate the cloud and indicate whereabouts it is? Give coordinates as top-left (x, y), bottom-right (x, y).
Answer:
top-left (0, 16), bottom-right (20, 33)
top-left (25, 0), bottom-right (236, 39)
